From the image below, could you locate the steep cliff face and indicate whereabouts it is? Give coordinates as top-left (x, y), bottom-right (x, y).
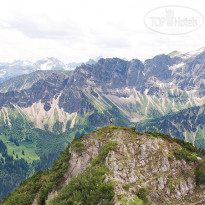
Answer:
top-left (0, 72), bottom-right (68, 109)
top-left (2, 126), bottom-right (205, 205)
top-left (0, 70), bottom-right (65, 93)
top-left (144, 54), bottom-right (180, 82)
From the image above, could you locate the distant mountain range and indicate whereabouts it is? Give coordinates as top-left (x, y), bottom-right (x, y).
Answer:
top-left (0, 57), bottom-right (101, 83)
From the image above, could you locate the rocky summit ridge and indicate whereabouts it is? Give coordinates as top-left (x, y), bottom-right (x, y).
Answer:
top-left (2, 126), bottom-right (205, 205)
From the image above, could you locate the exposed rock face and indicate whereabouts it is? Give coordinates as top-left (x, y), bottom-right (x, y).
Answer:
top-left (45, 127), bottom-right (205, 205)
top-left (0, 72), bottom-right (68, 109)
top-left (64, 136), bottom-right (102, 184)
top-left (0, 70), bottom-right (62, 93)
top-left (175, 51), bottom-right (205, 91)
top-left (104, 135), bottom-right (197, 204)
top-left (144, 54), bottom-right (181, 82)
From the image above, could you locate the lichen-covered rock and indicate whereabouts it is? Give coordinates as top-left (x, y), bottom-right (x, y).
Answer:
top-left (47, 126), bottom-right (205, 204)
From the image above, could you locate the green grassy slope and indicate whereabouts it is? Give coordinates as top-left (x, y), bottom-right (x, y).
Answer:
top-left (135, 104), bottom-right (205, 149)
top-left (0, 112), bottom-right (75, 200)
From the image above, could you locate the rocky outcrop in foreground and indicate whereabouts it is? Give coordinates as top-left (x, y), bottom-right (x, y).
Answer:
top-left (2, 126), bottom-right (205, 205)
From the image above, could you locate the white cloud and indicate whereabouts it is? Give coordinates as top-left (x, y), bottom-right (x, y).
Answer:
top-left (0, 0), bottom-right (204, 63)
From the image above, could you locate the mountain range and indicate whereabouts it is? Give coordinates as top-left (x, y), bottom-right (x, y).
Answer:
top-left (0, 47), bottom-right (204, 131)
top-left (0, 57), bottom-right (99, 83)
top-left (0, 47), bottom-right (204, 200)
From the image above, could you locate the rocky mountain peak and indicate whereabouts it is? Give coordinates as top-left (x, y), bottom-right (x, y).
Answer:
top-left (144, 54), bottom-right (182, 82)
top-left (69, 57), bottom-right (145, 90)
top-left (34, 57), bottom-right (67, 70)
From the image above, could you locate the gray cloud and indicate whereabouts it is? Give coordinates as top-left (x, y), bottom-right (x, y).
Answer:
top-left (0, 0), bottom-right (204, 63)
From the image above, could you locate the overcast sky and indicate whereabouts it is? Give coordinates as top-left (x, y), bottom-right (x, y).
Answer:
top-left (0, 0), bottom-right (204, 63)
